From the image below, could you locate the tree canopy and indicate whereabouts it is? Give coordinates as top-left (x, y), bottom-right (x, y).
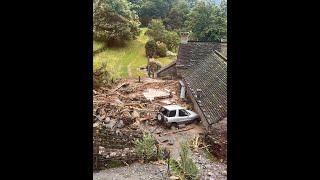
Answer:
top-left (93, 0), bottom-right (140, 45)
top-left (185, 1), bottom-right (227, 41)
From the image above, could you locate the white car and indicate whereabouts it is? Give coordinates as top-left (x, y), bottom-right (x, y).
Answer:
top-left (157, 105), bottom-right (200, 127)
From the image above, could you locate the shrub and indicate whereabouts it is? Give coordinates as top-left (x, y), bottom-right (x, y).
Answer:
top-left (134, 133), bottom-right (157, 161)
top-left (145, 40), bottom-right (157, 58)
top-left (145, 19), bottom-right (180, 52)
top-left (178, 142), bottom-right (199, 180)
top-left (156, 41), bottom-right (168, 57)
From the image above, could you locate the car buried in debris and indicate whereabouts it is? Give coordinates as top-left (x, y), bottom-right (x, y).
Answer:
top-left (156, 105), bottom-right (200, 127)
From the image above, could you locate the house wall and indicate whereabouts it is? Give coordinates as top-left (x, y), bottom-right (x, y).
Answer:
top-left (156, 62), bottom-right (177, 79)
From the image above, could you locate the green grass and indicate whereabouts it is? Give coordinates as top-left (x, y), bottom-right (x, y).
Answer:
top-left (93, 41), bottom-right (105, 52)
top-left (93, 28), bottom-right (176, 79)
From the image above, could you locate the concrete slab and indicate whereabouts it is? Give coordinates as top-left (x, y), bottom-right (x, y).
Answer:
top-left (143, 88), bottom-right (170, 101)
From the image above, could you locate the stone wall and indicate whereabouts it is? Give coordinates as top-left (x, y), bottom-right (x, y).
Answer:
top-left (93, 126), bottom-right (143, 170)
top-left (205, 118), bottom-right (227, 162)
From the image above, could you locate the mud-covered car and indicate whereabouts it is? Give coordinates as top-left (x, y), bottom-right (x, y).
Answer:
top-left (156, 105), bottom-right (200, 127)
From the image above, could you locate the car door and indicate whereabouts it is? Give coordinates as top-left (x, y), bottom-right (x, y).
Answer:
top-left (177, 109), bottom-right (191, 123)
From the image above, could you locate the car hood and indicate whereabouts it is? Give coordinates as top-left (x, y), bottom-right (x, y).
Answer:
top-left (186, 110), bottom-right (198, 117)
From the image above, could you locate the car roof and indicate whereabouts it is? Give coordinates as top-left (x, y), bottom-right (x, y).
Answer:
top-left (162, 105), bottom-right (184, 111)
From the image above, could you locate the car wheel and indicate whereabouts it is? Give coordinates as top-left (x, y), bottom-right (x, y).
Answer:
top-left (157, 113), bottom-right (163, 121)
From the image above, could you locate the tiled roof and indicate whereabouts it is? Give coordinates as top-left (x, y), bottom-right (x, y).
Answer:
top-left (177, 42), bottom-right (227, 125)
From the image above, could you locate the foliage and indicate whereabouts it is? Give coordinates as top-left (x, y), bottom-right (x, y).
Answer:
top-left (146, 19), bottom-right (166, 42)
top-left (146, 19), bottom-right (180, 52)
top-left (163, 0), bottom-right (190, 31)
top-left (145, 39), bottom-right (157, 58)
top-left (93, 0), bottom-right (140, 46)
top-left (163, 31), bottom-right (180, 52)
top-left (139, 0), bottom-right (171, 26)
top-left (169, 142), bottom-right (199, 180)
top-left (134, 133), bottom-right (157, 161)
top-left (185, 1), bottom-right (227, 41)
top-left (179, 142), bottom-right (199, 179)
top-left (156, 41), bottom-right (168, 57)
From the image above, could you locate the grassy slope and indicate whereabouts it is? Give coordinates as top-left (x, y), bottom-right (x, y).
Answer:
top-left (93, 28), bottom-right (176, 79)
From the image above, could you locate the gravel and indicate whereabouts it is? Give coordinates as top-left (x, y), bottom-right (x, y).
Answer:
top-left (93, 163), bottom-right (168, 180)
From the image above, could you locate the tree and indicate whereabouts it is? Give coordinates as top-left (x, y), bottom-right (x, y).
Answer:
top-left (146, 19), bottom-right (180, 52)
top-left (185, 1), bottom-right (226, 41)
top-left (145, 40), bottom-right (157, 58)
top-left (139, 0), bottom-right (171, 26)
top-left (163, 0), bottom-right (190, 30)
top-left (93, 0), bottom-right (140, 46)
top-left (156, 41), bottom-right (168, 57)
top-left (163, 31), bottom-right (180, 51)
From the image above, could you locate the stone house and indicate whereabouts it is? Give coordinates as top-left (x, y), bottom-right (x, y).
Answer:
top-left (156, 33), bottom-right (227, 129)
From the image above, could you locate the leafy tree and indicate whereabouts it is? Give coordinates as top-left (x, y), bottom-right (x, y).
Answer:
top-left (146, 19), bottom-right (166, 41)
top-left (163, 31), bottom-right (180, 51)
top-left (185, 1), bottom-right (226, 41)
top-left (93, 0), bottom-right (140, 46)
top-left (145, 40), bottom-right (157, 58)
top-left (220, 0), bottom-right (227, 17)
top-left (139, 0), bottom-right (171, 26)
top-left (146, 19), bottom-right (180, 51)
top-left (156, 41), bottom-right (168, 57)
top-left (163, 0), bottom-right (190, 30)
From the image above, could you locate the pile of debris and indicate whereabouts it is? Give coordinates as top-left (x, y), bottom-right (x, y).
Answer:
top-left (204, 118), bottom-right (227, 162)
top-left (93, 78), bottom-right (187, 170)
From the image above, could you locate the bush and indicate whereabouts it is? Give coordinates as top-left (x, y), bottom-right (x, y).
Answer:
top-left (180, 142), bottom-right (199, 180)
top-left (145, 19), bottom-right (180, 52)
top-left (156, 41), bottom-right (168, 57)
top-left (145, 40), bottom-right (157, 58)
top-left (163, 31), bottom-right (180, 52)
top-left (134, 133), bottom-right (157, 161)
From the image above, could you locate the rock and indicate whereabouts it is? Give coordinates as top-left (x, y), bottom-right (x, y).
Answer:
top-left (116, 120), bottom-right (125, 128)
top-left (105, 119), bottom-right (116, 129)
top-left (207, 172), bottom-right (214, 176)
top-left (132, 110), bottom-right (140, 118)
top-left (110, 152), bottom-right (117, 157)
